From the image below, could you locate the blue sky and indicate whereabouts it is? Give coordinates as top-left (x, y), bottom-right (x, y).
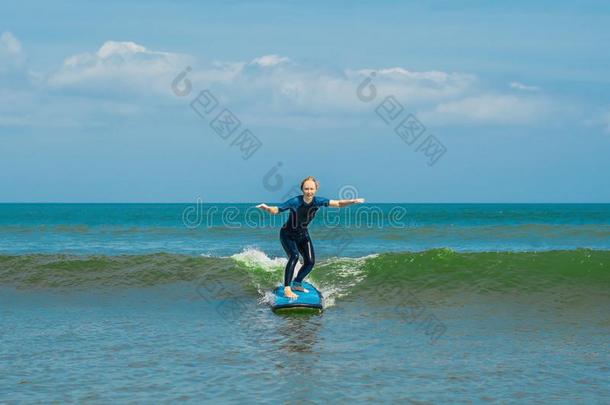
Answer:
top-left (1, 0), bottom-right (609, 202)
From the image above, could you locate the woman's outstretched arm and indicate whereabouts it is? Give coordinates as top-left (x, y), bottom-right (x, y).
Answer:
top-left (256, 203), bottom-right (279, 214)
top-left (329, 198), bottom-right (365, 208)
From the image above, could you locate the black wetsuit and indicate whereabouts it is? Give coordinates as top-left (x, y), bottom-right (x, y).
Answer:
top-left (277, 195), bottom-right (330, 286)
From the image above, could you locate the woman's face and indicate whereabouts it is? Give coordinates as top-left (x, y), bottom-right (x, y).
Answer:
top-left (301, 180), bottom-right (317, 200)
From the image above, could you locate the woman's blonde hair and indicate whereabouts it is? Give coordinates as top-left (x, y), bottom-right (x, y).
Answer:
top-left (300, 176), bottom-right (319, 191)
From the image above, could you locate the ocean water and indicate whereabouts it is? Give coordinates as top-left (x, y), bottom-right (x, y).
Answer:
top-left (1, 203), bottom-right (609, 403)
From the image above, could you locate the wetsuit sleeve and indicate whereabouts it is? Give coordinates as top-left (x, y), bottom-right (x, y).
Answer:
top-left (277, 197), bottom-right (300, 212)
top-left (315, 196), bottom-right (330, 207)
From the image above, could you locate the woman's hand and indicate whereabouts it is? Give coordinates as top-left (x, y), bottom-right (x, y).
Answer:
top-left (256, 203), bottom-right (278, 214)
top-left (329, 198), bottom-right (365, 207)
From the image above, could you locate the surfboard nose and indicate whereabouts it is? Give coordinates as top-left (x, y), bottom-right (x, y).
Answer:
top-left (271, 282), bottom-right (323, 313)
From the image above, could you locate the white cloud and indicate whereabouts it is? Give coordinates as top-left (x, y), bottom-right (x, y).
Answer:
top-left (348, 68), bottom-right (476, 104)
top-left (0, 31), bottom-right (37, 94)
top-left (249, 54), bottom-right (290, 67)
top-left (96, 41), bottom-right (147, 59)
top-left (185, 62), bottom-right (477, 117)
top-left (0, 86), bottom-right (143, 128)
top-left (47, 40), bottom-right (192, 95)
top-left (0, 31), bottom-right (26, 73)
top-left (0, 36), bottom-right (565, 129)
top-left (420, 94), bottom-right (552, 125)
top-left (0, 31), bottom-right (22, 55)
top-left (35, 40), bottom-right (551, 126)
top-left (510, 81), bottom-right (540, 92)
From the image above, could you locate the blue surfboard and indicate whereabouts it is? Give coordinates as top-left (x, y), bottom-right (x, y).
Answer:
top-left (271, 282), bottom-right (323, 313)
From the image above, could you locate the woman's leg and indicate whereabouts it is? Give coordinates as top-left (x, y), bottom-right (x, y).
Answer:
top-left (279, 231), bottom-right (300, 287)
top-left (293, 235), bottom-right (315, 284)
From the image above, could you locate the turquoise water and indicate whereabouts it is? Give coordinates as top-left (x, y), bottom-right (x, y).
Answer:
top-left (2, 203), bottom-right (610, 256)
top-left (1, 204), bottom-right (609, 402)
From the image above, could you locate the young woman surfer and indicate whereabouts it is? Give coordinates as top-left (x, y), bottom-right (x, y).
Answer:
top-left (256, 176), bottom-right (364, 299)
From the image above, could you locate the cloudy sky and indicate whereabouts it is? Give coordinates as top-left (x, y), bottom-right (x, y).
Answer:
top-left (1, 0), bottom-right (609, 202)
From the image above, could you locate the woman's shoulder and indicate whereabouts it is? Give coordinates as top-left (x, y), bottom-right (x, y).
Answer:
top-left (286, 195), bottom-right (302, 206)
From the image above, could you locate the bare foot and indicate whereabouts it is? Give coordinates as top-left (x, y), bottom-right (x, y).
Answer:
top-left (292, 285), bottom-right (309, 293)
top-left (283, 287), bottom-right (298, 299)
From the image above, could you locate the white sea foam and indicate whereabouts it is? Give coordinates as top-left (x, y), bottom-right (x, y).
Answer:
top-left (230, 247), bottom-right (377, 308)
top-left (317, 256), bottom-right (373, 307)
top-left (231, 247), bottom-right (291, 272)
